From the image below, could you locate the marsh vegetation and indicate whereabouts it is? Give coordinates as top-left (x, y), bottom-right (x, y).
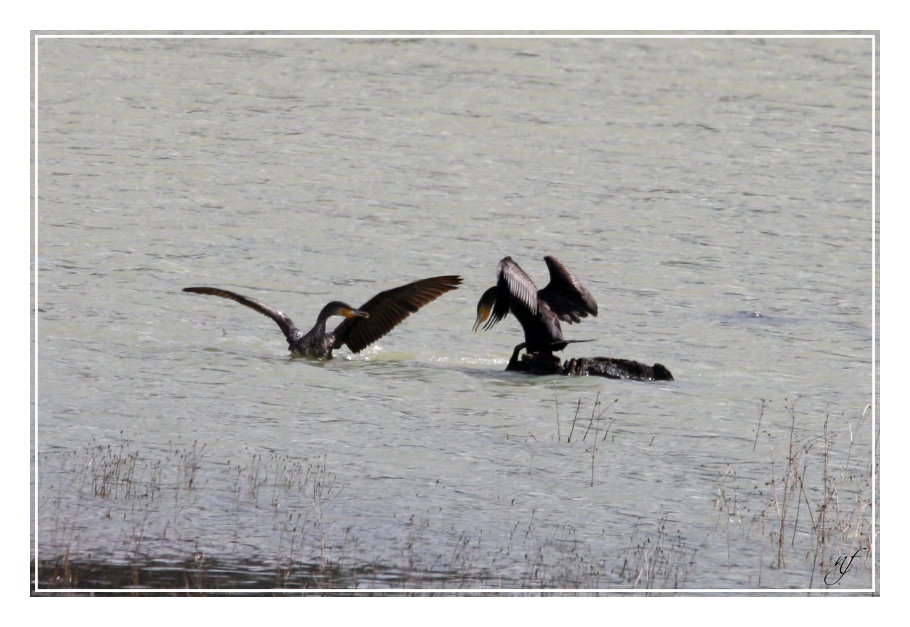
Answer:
top-left (33, 395), bottom-right (875, 594)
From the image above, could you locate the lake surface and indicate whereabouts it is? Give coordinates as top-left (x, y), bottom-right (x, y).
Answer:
top-left (33, 35), bottom-right (876, 592)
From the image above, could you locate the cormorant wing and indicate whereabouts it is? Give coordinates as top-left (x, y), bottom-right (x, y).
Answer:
top-left (484, 256), bottom-right (539, 330)
top-left (333, 275), bottom-right (462, 353)
top-left (183, 287), bottom-right (300, 343)
top-left (537, 256), bottom-right (598, 323)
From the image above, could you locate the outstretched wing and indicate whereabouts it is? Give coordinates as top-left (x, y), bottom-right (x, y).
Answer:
top-left (537, 256), bottom-right (598, 323)
top-left (483, 256), bottom-right (539, 330)
top-left (333, 275), bottom-right (462, 353)
top-left (183, 287), bottom-right (300, 343)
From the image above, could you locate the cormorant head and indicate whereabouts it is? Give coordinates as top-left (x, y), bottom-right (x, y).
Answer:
top-left (321, 301), bottom-right (370, 320)
top-left (472, 286), bottom-right (498, 332)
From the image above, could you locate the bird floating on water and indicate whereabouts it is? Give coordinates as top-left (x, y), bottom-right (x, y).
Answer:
top-left (473, 256), bottom-right (597, 361)
top-left (183, 275), bottom-right (462, 359)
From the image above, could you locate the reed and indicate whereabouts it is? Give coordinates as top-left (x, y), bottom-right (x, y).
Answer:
top-left (615, 518), bottom-right (697, 590)
top-left (718, 398), bottom-right (875, 588)
top-left (34, 396), bottom-right (875, 592)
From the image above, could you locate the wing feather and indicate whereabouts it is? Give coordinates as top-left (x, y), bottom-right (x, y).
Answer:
top-left (183, 287), bottom-right (300, 343)
top-left (483, 256), bottom-right (539, 330)
top-left (334, 275), bottom-right (462, 353)
top-left (537, 256), bottom-right (598, 323)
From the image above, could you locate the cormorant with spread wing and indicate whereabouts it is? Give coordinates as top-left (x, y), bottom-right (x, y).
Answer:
top-left (473, 256), bottom-right (597, 360)
top-left (184, 275), bottom-right (461, 359)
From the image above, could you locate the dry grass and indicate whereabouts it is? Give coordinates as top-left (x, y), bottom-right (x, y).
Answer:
top-left (34, 396), bottom-right (876, 593)
top-left (715, 398), bottom-right (876, 589)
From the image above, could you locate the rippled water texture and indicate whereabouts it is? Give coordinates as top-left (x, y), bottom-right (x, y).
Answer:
top-left (34, 36), bottom-right (876, 591)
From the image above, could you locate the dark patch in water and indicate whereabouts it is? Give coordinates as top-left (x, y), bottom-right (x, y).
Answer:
top-left (32, 556), bottom-right (536, 593)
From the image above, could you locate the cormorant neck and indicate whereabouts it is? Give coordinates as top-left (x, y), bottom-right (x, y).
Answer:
top-left (306, 303), bottom-right (339, 336)
top-left (306, 318), bottom-right (328, 337)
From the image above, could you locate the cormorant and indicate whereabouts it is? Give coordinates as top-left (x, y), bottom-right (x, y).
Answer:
top-left (473, 256), bottom-right (597, 360)
top-left (183, 275), bottom-right (461, 359)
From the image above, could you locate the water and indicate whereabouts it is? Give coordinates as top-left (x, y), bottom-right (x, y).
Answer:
top-left (33, 35), bottom-right (875, 591)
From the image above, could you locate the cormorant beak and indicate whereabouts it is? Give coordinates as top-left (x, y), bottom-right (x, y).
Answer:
top-left (343, 308), bottom-right (370, 319)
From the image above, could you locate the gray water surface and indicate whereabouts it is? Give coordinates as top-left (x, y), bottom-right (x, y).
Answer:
top-left (34, 35), bottom-right (876, 591)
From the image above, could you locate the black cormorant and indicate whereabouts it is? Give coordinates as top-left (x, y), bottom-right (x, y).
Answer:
top-left (184, 275), bottom-right (461, 359)
top-left (473, 256), bottom-right (597, 359)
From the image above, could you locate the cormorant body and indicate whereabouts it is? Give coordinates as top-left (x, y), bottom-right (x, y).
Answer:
top-left (184, 275), bottom-right (461, 359)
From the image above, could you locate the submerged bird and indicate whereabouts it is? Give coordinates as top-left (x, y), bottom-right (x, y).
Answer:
top-left (473, 256), bottom-right (597, 359)
top-left (183, 275), bottom-right (461, 359)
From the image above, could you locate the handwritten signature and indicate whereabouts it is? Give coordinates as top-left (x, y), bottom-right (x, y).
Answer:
top-left (824, 548), bottom-right (867, 585)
